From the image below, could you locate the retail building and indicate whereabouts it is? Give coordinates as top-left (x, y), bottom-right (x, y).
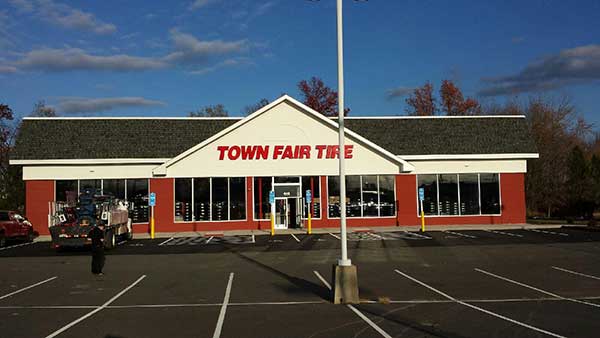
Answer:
top-left (10, 95), bottom-right (538, 235)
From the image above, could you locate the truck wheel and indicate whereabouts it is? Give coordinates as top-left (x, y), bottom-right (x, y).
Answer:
top-left (105, 231), bottom-right (115, 250)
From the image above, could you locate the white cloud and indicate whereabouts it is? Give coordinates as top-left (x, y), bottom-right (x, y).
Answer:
top-left (9, 0), bottom-right (116, 34)
top-left (163, 29), bottom-right (248, 65)
top-left (1, 30), bottom-right (250, 73)
top-left (14, 48), bottom-right (167, 72)
top-left (8, 0), bottom-right (34, 13)
top-left (0, 65), bottom-right (18, 73)
top-left (188, 58), bottom-right (251, 75)
top-left (189, 0), bottom-right (218, 11)
top-left (479, 44), bottom-right (600, 96)
top-left (57, 97), bottom-right (166, 114)
top-left (385, 86), bottom-right (415, 100)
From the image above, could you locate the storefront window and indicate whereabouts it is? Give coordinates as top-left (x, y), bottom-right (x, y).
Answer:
top-left (103, 179), bottom-right (125, 199)
top-left (417, 175), bottom-right (438, 215)
top-left (127, 179), bottom-right (148, 223)
top-left (346, 176), bottom-right (361, 217)
top-left (194, 178), bottom-right (210, 221)
top-left (362, 175), bottom-right (379, 217)
top-left (301, 176), bottom-right (320, 218)
top-left (379, 175), bottom-right (396, 217)
top-left (480, 173), bottom-right (501, 214)
top-left (55, 180), bottom-right (77, 203)
top-left (80, 179), bottom-right (101, 195)
top-left (328, 177), bottom-right (340, 218)
top-left (438, 174), bottom-right (459, 216)
top-left (175, 178), bottom-right (193, 221)
top-left (212, 178), bottom-right (228, 221)
top-left (229, 177), bottom-right (246, 220)
top-left (253, 177), bottom-right (272, 220)
top-left (459, 174), bottom-right (480, 215)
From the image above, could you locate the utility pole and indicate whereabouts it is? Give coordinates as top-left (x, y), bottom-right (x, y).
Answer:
top-left (332, 0), bottom-right (359, 304)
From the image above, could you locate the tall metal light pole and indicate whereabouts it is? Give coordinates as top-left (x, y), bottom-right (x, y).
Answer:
top-left (332, 0), bottom-right (359, 304)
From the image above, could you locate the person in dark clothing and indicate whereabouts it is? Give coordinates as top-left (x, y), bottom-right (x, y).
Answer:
top-left (88, 222), bottom-right (105, 275)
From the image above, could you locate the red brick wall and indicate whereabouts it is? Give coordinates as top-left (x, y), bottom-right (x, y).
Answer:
top-left (25, 180), bottom-right (54, 236)
top-left (25, 173), bottom-right (527, 235)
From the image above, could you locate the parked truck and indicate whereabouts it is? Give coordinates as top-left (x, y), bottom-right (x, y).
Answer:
top-left (49, 191), bottom-right (133, 250)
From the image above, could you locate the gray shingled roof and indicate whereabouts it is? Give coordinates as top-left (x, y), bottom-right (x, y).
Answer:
top-left (11, 116), bottom-right (536, 160)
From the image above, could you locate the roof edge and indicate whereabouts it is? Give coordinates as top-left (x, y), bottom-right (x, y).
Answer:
top-left (401, 153), bottom-right (539, 160)
top-left (10, 158), bottom-right (170, 165)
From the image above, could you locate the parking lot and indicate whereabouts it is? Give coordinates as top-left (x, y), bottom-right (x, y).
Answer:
top-left (1, 226), bottom-right (600, 338)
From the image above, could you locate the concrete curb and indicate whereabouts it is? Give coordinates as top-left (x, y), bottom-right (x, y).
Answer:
top-left (32, 223), bottom-right (581, 242)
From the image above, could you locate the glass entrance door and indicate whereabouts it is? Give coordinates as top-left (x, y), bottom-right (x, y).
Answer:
top-left (274, 198), bottom-right (288, 229)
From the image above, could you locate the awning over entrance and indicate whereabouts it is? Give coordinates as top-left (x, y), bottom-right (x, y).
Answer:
top-left (153, 95), bottom-right (414, 178)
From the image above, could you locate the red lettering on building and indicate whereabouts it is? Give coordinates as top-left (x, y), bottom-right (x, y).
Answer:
top-left (217, 144), bottom-right (354, 160)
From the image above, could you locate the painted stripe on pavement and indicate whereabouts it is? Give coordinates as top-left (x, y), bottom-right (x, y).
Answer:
top-left (552, 266), bottom-right (600, 281)
top-left (212, 273), bottom-right (234, 338)
top-left (476, 268), bottom-right (600, 309)
top-left (313, 271), bottom-right (392, 338)
top-left (45, 275), bottom-right (146, 338)
top-left (0, 277), bottom-right (57, 300)
top-left (395, 269), bottom-right (565, 338)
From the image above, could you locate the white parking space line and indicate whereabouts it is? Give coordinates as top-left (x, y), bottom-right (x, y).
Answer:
top-left (394, 269), bottom-right (566, 338)
top-left (252, 234), bottom-right (255, 243)
top-left (291, 234), bottom-right (300, 243)
top-left (313, 271), bottom-right (392, 338)
top-left (406, 231), bottom-right (431, 239)
top-left (475, 268), bottom-right (600, 309)
top-left (484, 229), bottom-right (524, 238)
top-left (329, 233), bottom-right (341, 240)
top-left (44, 274), bottom-right (146, 338)
top-left (526, 229), bottom-right (569, 237)
top-left (552, 266), bottom-right (600, 281)
top-left (158, 237), bottom-right (175, 246)
top-left (212, 273), bottom-right (234, 338)
top-left (0, 241), bottom-right (36, 251)
top-left (205, 236), bottom-right (214, 244)
top-left (443, 230), bottom-right (477, 239)
top-left (0, 276), bottom-right (57, 300)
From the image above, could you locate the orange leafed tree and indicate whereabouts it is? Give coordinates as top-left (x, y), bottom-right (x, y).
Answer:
top-left (405, 82), bottom-right (436, 116)
top-left (298, 77), bottom-right (349, 116)
top-left (440, 79), bottom-right (482, 115)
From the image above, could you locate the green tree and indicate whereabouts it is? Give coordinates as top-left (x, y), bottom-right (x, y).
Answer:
top-left (566, 146), bottom-right (593, 217)
top-left (0, 104), bottom-right (23, 211)
top-left (188, 104), bottom-right (229, 117)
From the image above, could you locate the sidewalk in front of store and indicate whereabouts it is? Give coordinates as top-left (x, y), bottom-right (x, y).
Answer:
top-left (33, 222), bottom-right (587, 242)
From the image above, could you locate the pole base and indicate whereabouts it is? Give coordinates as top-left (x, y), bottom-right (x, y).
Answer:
top-left (332, 264), bottom-right (359, 304)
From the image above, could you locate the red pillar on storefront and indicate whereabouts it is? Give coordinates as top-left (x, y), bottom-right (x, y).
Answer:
top-left (149, 178), bottom-right (174, 233)
top-left (25, 180), bottom-right (54, 236)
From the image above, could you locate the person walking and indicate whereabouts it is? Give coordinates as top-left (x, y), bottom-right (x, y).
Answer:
top-left (88, 222), bottom-right (106, 275)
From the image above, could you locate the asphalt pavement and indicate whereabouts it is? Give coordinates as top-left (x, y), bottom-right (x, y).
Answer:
top-left (1, 226), bottom-right (600, 338)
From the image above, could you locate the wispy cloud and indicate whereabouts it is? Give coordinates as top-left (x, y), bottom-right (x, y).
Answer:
top-left (56, 97), bottom-right (166, 114)
top-left (9, 0), bottom-right (116, 34)
top-left (1, 28), bottom-right (251, 74)
top-left (163, 28), bottom-right (248, 66)
top-left (188, 58), bottom-right (252, 75)
top-left (0, 65), bottom-right (18, 73)
top-left (188, 0), bottom-right (218, 11)
top-left (478, 44), bottom-right (600, 96)
top-left (14, 48), bottom-right (168, 72)
top-left (385, 86), bottom-right (415, 100)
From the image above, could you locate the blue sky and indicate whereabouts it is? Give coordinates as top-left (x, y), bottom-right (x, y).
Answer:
top-left (1, 0), bottom-right (599, 125)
